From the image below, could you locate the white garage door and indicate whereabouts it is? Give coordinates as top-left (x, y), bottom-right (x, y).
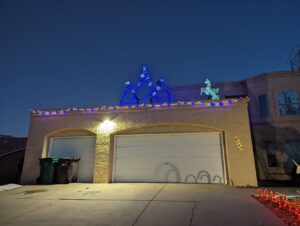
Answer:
top-left (48, 136), bottom-right (96, 183)
top-left (113, 133), bottom-right (226, 184)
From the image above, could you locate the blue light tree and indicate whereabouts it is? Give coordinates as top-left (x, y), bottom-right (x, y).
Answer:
top-left (119, 81), bottom-right (139, 106)
top-left (120, 65), bottom-right (174, 106)
top-left (151, 79), bottom-right (174, 104)
top-left (135, 65), bottom-right (155, 102)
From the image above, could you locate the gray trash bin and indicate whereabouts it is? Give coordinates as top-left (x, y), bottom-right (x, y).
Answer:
top-left (55, 158), bottom-right (80, 184)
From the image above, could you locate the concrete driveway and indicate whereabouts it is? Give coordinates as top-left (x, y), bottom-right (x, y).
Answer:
top-left (0, 183), bottom-right (295, 226)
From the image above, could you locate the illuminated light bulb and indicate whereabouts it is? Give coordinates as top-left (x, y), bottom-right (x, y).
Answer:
top-left (98, 120), bottom-right (116, 133)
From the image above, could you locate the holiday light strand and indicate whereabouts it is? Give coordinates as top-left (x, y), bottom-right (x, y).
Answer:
top-left (256, 188), bottom-right (300, 224)
top-left (30, 98), bottom-right (245, 117)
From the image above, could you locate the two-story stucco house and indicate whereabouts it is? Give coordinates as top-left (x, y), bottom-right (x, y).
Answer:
top-left (21, 69), bottom-right (299, 186)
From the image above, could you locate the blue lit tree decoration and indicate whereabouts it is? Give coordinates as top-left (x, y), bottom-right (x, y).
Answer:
top-left (120, 65), bottom-right (174, 106)
top-left (135, 65), bottom-right (154, 102)
top-left (119, 81), bottom-right (139, 106)
top-left (151, 78), bottom-right (174, 104)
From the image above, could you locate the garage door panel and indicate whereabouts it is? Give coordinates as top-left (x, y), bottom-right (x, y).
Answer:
top-left (117, 134), bottom-right (220, 147)
top-left (116, 152), bottom-right (220, 161)
top-left (116, 160), bottom-right (223, 172)
top-left (114, 169), bottom-right (224, 183)
top-left (114, 133), bottom-right (225, 184)
top-left (116, 145), bottom-right (220, 159)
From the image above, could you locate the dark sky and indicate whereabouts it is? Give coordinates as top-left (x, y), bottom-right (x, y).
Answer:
top-left (1, 0), bottom-right (300, 137)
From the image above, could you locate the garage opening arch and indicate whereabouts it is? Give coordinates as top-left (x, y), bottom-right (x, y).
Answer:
top-left (43, 128), bottom-right (97, 183)
top-left (111, 123), bottom-right (224, 136)
top-left (42, 128), bottom-right (97, 157)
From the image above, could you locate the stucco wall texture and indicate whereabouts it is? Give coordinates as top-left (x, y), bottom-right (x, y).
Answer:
top-left (21, 99), bottom-right (258, 187)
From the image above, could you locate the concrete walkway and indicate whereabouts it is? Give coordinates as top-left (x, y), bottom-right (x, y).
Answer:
top-left (0, 183), bottom-right (296, 226)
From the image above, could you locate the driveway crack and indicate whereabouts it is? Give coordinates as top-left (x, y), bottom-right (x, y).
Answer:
top-left (189, 202), bottom-right (197, 226)
top-left (132, 184), bottom-right (167, 226)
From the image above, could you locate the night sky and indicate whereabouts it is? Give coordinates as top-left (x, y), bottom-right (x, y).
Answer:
top-left (1, 0), bottom-right (300, 137)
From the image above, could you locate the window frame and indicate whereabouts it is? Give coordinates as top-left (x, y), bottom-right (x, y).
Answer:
top-left (258, 94), bottom-right (269, 118)
top-left (276, 90), bottom-right (300, 116)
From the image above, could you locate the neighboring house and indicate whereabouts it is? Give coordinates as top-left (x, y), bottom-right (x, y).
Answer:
top-left (170, 70), bottom-right (300, 181)
top-left (0, 135), bottom-right (27, 185)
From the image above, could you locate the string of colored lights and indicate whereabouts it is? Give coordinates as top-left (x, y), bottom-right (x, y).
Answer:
top-left (256, 188), bottom-right (300, 224)
top-left (30, 98), bottom-right (245, 117)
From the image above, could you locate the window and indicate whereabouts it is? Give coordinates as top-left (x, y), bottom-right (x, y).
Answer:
top-left (258, 95), bottom-right (269, 117)
top-left (267, 154), bottom-right (278, 167)
top-left (283, 140), bottom-right (300, 161)
top-left (283, 140), bottom-right (300, 172)
top-left (265, 141), bottom-right (277, 167)
top-left (276, 91), bottom-right (300, 116)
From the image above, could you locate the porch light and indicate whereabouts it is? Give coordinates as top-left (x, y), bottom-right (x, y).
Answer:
top-left (98, 119), bottom-right (116, 133)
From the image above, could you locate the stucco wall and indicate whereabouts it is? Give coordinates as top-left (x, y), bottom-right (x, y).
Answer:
top-left (245, 72), bottom-right (300, 180)
top-left (21, 99), bottom-right (257, 186)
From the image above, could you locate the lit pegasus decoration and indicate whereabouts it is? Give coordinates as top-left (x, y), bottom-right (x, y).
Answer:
top-left (200, 78), bottom-right (220, 100)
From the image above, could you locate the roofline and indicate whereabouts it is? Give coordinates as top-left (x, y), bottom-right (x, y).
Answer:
top-left (0, 148), bottom-right (26, 158)
top-left (30, 98), bottom-right (248, 117)
top-left (246, 70), bottom-right (300, 81)
top-left (171, 70), bottom-right (300, 88)
top-left (170, 80), bottom-right (246, 90)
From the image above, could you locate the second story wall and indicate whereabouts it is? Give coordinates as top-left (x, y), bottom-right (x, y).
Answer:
top-left (170, 81), bottom-right (247, 102)
top-left (267, 71), bottom-right (300, 123)
top-left (245, 71), bottom-right (300, 124)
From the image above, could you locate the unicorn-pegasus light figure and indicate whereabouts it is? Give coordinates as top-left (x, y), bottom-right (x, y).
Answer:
top-left (200, 78), bottom-right (220, 100)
